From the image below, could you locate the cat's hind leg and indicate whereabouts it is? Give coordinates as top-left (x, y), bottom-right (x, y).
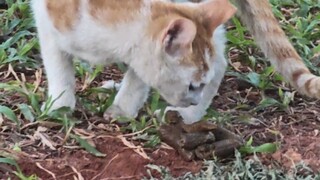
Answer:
top-left (104, 68), bottom-right (150, 120)
top-left (38, 30), bottom-right (76, 111)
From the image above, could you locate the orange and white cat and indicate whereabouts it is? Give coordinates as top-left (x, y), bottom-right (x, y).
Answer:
top-left (31, 0), bottom-right (235, 121)
top-left (32, 0), bottom-right (320, 124)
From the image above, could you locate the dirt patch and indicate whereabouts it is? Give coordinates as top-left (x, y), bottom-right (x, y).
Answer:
top-left (263, 125), bottom-right (320, 171)
top-left (212, 76), bottom-right (320, 172)
top-left (4, 134), bottom-right (201, 180)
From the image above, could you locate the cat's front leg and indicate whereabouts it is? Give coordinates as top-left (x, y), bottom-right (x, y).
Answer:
top-left (38, 31), bottom-right (76, 111)
top-left (104, 68), bottom-right (150, 120)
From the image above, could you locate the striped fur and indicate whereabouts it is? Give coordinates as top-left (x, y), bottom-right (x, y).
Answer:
top-left (186, 0), bottom-right (320, 98)
top-left (233, 0), bottom-right (320, 98)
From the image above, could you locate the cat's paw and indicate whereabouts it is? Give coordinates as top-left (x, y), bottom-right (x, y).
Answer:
top-left (101, 80), bottom-right (121, 90)
top-left (176, 107), bottom-right (203, 124)
top-left (103, 104), bottom-right (132, 123)
top-left (157, 106), bottom-right (204, 124)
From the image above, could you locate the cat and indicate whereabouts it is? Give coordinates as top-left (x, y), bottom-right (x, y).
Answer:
top-left (31, 0), bottom-right (236, 121)
top-left (32, 0), bottom-right (319, 125)
top-left (164, 0), bottom-right (320, 124)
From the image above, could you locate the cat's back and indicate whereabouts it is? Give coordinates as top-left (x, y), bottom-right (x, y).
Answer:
top-left (31, 0), bottom-right (81, 32)
top-left (31, 0), bottom-right (155, 63)
top-left (31, 0), bottom-right (154, 32)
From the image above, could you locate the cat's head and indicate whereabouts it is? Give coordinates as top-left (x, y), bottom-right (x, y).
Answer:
top-left (145, 0), bottom-right (236, 107)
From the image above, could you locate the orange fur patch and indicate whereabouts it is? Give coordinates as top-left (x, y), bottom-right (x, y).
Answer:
top-left (305, 77), bottom-right (316, 94)
top-left (46, 0), bottom-right (80, 32)
top-left (239, 0), bottom-right (301, 61)
top-left (148, 2), bottom-right (213, 80)
top-left (292, 68), bottom-right (309, 82)
top-left (273, 45), bottom-right (301, 61)
top-left (88, 0), bottom-right (143, 26)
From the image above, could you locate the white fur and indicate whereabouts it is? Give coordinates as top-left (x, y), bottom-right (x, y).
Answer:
top-left (101, 80), bottom-right (122, 91)
top-left (162, 25), bottom-right (228, 124)
top-left (32, 0), bottom-right (76, 110)
top-left (32, 0), bottom-right (228, 121)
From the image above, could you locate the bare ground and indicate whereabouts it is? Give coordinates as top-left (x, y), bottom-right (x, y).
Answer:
top-left (1, 65), bottom-right (320, 179)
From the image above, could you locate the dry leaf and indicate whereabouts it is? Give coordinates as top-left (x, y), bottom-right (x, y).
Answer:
top-left (117, 135), bottom-right (151, 160)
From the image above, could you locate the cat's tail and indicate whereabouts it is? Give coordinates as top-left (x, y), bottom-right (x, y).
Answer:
top-left (233, 0), bottom-right (320, 98)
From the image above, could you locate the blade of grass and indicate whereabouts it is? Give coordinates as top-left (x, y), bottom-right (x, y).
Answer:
top-left (0, 105), bottom-right (20, 126)
top-left (71, 134), bottom-right (107, 157)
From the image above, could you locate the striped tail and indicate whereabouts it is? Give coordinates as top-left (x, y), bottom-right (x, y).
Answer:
top-left (233, 0), bottom-right (320, 98)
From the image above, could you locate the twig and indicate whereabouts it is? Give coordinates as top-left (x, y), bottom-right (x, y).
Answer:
top-left (33, 69), bottom-right (42, 93)
top-left (91, 154), bottom-right (119, 180)
top-left (121, 125), bottom-right (154, 137)
top-left (36, 162), bottom-right (57, 180)
top-left (117, 135), bottom-right (151, 160)
top-left (70, 166), bottom-right (84, 180)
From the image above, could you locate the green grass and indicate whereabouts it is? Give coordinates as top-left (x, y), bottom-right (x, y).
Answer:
top-left (0, 157), bottom-right (37, 180)
top-left (146, 152), bottom-right (320, 180)
top-left (0, 0), bottom-right (320, 179)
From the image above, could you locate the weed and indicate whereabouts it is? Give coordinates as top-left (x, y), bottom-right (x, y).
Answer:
top-left (0, 157), bottom-right (38, 180)
top-left (145, 152), bottom-right (320, 180)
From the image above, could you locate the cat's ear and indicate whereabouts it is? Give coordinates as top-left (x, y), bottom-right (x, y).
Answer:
top-left (199, 0), bottom-right (237, 32)
top-left (161, 18), bottom-right (197, 57)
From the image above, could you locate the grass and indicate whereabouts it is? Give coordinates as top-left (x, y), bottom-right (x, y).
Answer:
top-left (146, 152), bottom-right (320, 180)
top-left (0, 0), bottom-right (320, 179)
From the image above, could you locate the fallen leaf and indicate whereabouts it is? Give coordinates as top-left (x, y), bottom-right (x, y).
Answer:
top-left (283, 148), bottom-right (302, 168)
top-left (117, 135), bottom-right (151, 160)
top-left (34, 126), bottom-right (57, 150)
